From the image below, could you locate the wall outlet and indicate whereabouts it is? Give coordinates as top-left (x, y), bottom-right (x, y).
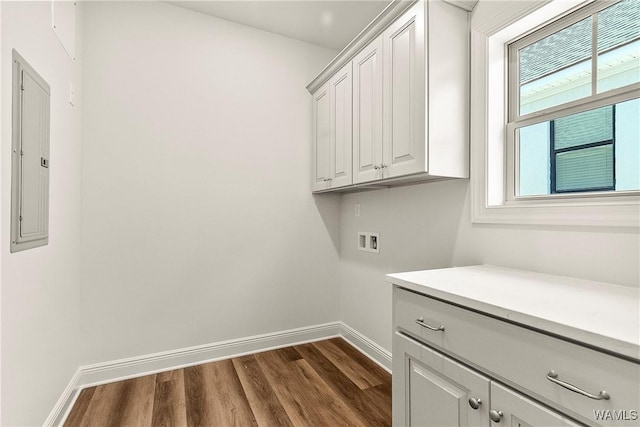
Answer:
top-left (358, 232), bottom-right (367, 250)
top-left (357, 232), bottom-right (380, 253)
top-left (370, 233), bottom-right (378, 251)
top-left (355, 203), bottom-right (360, 217)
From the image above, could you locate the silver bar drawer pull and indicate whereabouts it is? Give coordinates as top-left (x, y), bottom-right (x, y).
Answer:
top-left (415, 317), bottom-right (445, 332)
top-left (546, 370), bottom-right (610, 400)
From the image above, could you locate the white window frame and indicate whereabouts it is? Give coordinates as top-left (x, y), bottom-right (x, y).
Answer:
top-left (470, 0), bottom-right (640, 227)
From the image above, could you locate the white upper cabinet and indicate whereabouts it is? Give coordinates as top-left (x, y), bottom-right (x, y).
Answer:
top-left (308, 0), bottom-right (470, 193)
top-left (353, 36), bottom-right (383, 184)
top-left (311, 82), bottom-right (330, 192)
top-left (382, 1), bottom-right (425, 179)
top-left (312, 63), bottom-right (354, 191)
top-left (329, 62), bottom-right (353, 189)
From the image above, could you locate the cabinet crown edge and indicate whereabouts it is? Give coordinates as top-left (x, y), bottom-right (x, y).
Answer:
top-left (306, 0), bottom-right (474, 94)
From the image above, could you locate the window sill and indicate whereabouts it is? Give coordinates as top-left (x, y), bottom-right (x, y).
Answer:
top-left (472, 196), bottom-right (640, 227)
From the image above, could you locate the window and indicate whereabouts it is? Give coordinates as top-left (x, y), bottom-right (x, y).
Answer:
top-left (470, 0), bottom-right (640, 226)
top-left (508, 0), bottom-right (640, 200)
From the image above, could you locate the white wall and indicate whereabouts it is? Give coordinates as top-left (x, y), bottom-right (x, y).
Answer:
top-left (339, 179), bottom-right (640, 352)
top-left (339, 181), bottom-right (466, 351)
top-left (0, 2), bottom-right (83, 425)
top-left (80, 2), bottom-right (340, 365)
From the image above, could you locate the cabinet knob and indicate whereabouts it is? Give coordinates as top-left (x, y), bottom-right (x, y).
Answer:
top-left (374, 165), bottom-right (380, 170)
top-left (489, 409), bottom-right (503, 423)
top-left (468, 397), bottom-right (482, 410)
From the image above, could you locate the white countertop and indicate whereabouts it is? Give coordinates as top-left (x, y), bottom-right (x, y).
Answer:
top-left (386, 265), bottom-right (640, 361)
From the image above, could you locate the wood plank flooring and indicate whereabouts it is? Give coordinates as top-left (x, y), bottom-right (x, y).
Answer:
top-left (64, 338), bottom-right (391, 427)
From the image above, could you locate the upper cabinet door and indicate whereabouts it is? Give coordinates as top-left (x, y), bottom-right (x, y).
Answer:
top-left (353, 35), bottom-right (384, 184)
top-left (382, 1), bottom-right (426, 178)
top-left (329, 62), bottom-right (353, 188)
top-left (312, 83), bottom-right (330, 192)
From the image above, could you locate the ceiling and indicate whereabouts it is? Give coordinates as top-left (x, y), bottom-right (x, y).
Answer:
top-left (166, 1), bottom-right (393, 51)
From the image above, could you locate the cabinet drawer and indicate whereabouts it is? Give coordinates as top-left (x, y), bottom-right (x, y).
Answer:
top-left (490, 382), bottom-right (583, 427)
top-left (394, 287), bottom-right (640, 427)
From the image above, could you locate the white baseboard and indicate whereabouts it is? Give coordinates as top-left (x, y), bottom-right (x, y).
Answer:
top-left (43, 368), bottom-right (82, 427)
top-left (47, 321), bottom-right (390, 426)
top-left (339, 322), bottom-right (392, 372)
top-left (79, 322), bottom-right (342, 388)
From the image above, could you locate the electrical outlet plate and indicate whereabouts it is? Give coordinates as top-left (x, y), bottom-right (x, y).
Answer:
top-left (358, 232), bottom-right (367, 250)
top-left (357, 232), bottom-right (380, 253)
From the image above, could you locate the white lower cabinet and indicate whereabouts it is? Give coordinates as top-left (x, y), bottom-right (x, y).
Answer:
top-left (393, 286), bottom-right (640, 427)
top-left (490, 382), bottom-right (582, 427)
top-left (394, 332), bottom-right (490, 427)
top-left (395, 331), bottom-right (591, 427)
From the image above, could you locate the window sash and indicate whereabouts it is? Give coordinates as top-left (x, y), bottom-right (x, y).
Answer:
top-left (506, 91), bottom-right (638, 202)
top-left (507, 0), bottom-right (639, 125)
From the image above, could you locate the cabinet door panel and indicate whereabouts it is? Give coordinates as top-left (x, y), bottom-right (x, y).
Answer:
top-left (393, 332), bottom-right (490, 427)
top-left (329, 63), bottom-right (352, 188)
top-left (312, 84), bottom-right (330, 191)
top-left (383, 1), bottom-right (425, 177)
top-left (409, 358), bottom-right (468, 427)
top-left (490, 383), bottom-right (582, 427)
top-left (353, 35), bottom-right (383, 184)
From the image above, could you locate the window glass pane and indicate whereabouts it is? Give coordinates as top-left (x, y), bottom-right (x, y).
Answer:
top-left (516, 98), bottom-right (640, 196)
top-left (519, 17), bottom-right (592, 115)
top-left (554, 105), bottom-right (613, 150)
top-left (518, 122), bottom-right (551, 196)
top-left (555, 145), bottom-right (614, 192)
top-left (597, 0), bottom-right (640, 93)
top-left (615, 97), bottom-right (640, 190)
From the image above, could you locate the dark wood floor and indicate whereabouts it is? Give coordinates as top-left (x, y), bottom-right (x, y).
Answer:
top-left (64, 337), bottom-right (392, 427)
